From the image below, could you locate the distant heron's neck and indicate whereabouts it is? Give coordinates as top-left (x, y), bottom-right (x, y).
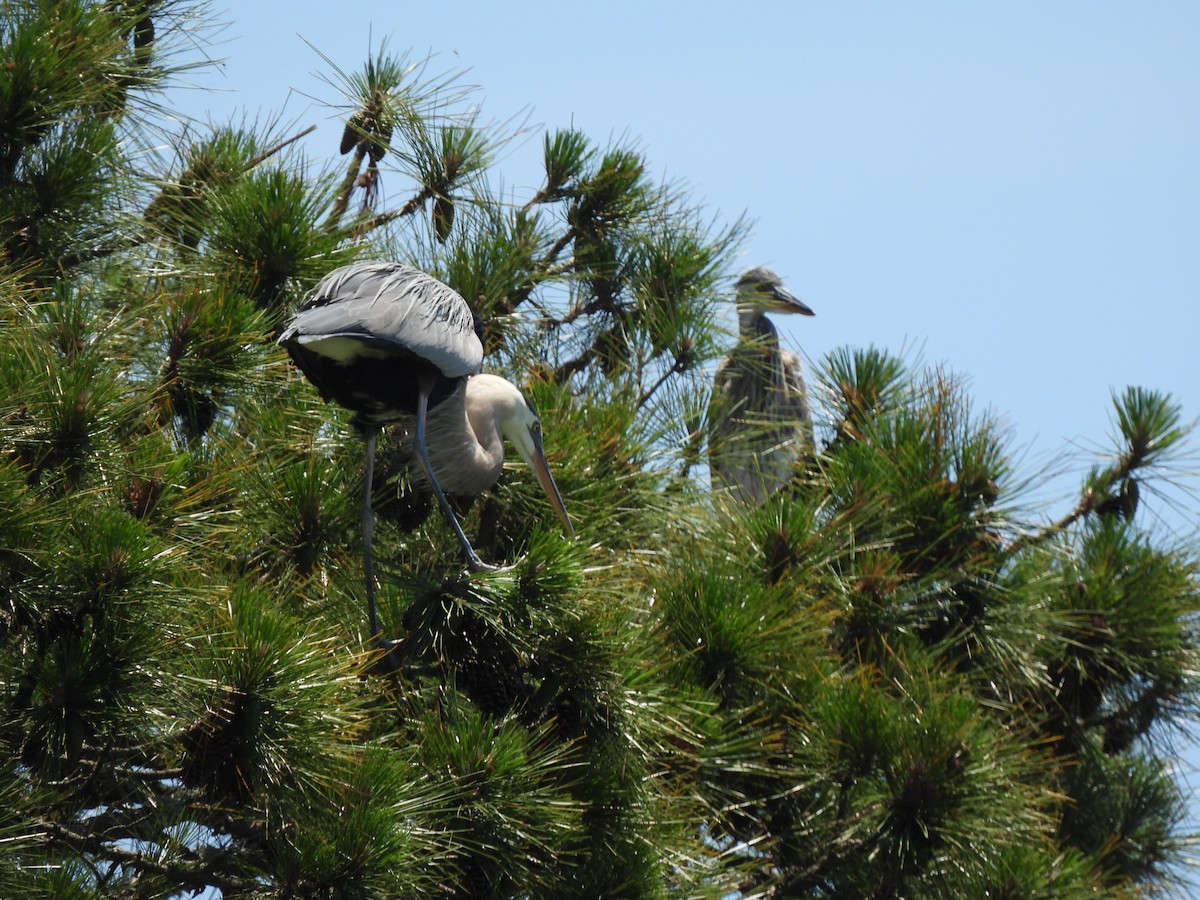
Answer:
top-left (737, 306), bottom-right (775, 340)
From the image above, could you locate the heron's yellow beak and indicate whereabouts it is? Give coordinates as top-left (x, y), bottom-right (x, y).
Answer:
top-left (530, 439), bottom-right (575, 539)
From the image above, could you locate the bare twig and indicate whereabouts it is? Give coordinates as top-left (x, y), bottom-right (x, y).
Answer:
top-left (350, 185), bottom-right (434, 238)
top-left (242, 124), bottom-right (316, 171)
top-left (522, 183), bottom-right (558, 214)
top-left (326, 143), bottom-right (369, 229)
top-left (499, 260), bottom-right (574, 319)
top-left (551, 346), bottom-right (595, 384)
top-left (636, 356), bottom-right (687, 412)
top-left (59, 233), bottom-right (145, 270)
top-left (48, 821), bottom-right (256, 896)
top-left (497, 230), bottom-right (577, 318)
top-left (1008, 454), bottom-right (1133, 554)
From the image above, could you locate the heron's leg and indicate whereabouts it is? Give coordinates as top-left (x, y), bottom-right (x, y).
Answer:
top-left (414, 375), bottom-right (494, 572)
top-left (361, 427), bottom-right (380, 637)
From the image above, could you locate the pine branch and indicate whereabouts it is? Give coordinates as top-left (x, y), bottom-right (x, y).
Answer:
top-left (326, 143), bottom-right (369, 228)
top-left (554, 291), bottom-right (612, 329)
top-left (636, 354), bottom-right (688, 412)
top-left (495, 230), bottom-right (577, 319)
top-left (1009, 471), bottom-right (1125, 554)
top-left (497, 260), bottom-right (574, 318)
top-left (543, 226), bottom-right (576, 269)
top-left (550, 347), bottom-right (595, 384)
top-left (64, 125), bottom-right (318, 270)
top-left (47, 821), bottom-right (256, 896)
top-left (1008, 389), bottom-right (1187, 553)
top-left (522, 187), bottom-right (551, 213)
top-left (58, 232), bottom-right (146, 270)
top-left (244, 124), bottom-right (317, 170)
top-left (350, 184), bottom-right (434, 237)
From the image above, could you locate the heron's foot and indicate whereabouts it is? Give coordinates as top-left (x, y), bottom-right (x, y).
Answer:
top-left (464, 559), bottom-right (518, 577)
top-left (465, 555), bottom-right (501, 573)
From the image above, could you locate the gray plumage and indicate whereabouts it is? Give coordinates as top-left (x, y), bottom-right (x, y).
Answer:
top-left (279, 262), bottom-right (573, 646)
top-left (709, 266), bottom-right (814, 503)
top-left (279, 261), bottom-right (482, 426)
top-left (285, 261), bottom-right (480, 377)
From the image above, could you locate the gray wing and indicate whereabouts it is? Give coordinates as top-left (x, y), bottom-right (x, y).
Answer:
top-left (280, 261), bottom-right (482, 378)
top-left (708, 349), bottom-right (768, 500)
top-left (708, 341), bottom-right (811, 502)
top-left (779, 347), bottom-right (813, 445)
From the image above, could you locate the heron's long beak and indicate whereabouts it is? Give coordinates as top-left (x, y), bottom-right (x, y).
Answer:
top-left (529, 436), bottom-right (575, 539)
top-left (770, 284), bottom-right (815, 316)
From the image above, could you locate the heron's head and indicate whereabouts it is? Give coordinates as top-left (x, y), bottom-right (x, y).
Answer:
top-left (475, 375), bottom-right (576, 539)
top-left (735, 266), bottom-right (814, 318)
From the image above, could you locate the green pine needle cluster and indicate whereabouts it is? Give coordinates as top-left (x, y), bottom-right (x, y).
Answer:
top-left (1, 3), bottom-right (1197, 897)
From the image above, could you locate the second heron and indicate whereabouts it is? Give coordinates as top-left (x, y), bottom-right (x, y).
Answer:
top-left (709, 267), bottom-right (815, 503)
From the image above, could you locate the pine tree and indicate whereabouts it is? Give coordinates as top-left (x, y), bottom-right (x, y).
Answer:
top-left (1, 3), bottom-right (1197, 897)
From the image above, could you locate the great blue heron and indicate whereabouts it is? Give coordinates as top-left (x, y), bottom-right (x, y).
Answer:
top-left (708, 266), bottom-right (815, 503)
top-left (278, 261), bottom-right (574, 639)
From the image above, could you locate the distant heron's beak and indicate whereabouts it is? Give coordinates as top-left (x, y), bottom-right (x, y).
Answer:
top-left (771, 284), bottom-right (814, 316)
top-left (530, 441), bottom-right (575, 539)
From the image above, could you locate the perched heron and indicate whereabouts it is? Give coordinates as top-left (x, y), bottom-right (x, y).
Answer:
top-left (278, 261), bottom-right (574, 639)
top-left (708, 266), bottom-right (815, 503)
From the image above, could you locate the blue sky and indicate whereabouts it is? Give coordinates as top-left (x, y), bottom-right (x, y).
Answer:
top-left (168, 0), bottom-right (1200, 840)
top-left (175, 3), bottom-right (1200, 508)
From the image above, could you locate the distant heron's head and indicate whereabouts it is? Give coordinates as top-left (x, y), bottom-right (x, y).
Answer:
top-left (472, 375), bottom-right (576, 540)
top-left (735, 266), bottom-right (814, 318)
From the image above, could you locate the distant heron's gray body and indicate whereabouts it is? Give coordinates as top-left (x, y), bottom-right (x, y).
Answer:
top-left (279, 261), bottom-right (573, 643)
top-left (709, 267), bottom-right (814, 503)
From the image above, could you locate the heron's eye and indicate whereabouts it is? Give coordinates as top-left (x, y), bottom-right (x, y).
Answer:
top-left (531, 421), bottom-right (542, 435)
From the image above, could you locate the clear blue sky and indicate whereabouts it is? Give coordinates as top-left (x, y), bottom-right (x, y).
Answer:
top-left (172, 3), bottom-right (1200, 511)
top-left (168, 0), bottom-right (1200, 838)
